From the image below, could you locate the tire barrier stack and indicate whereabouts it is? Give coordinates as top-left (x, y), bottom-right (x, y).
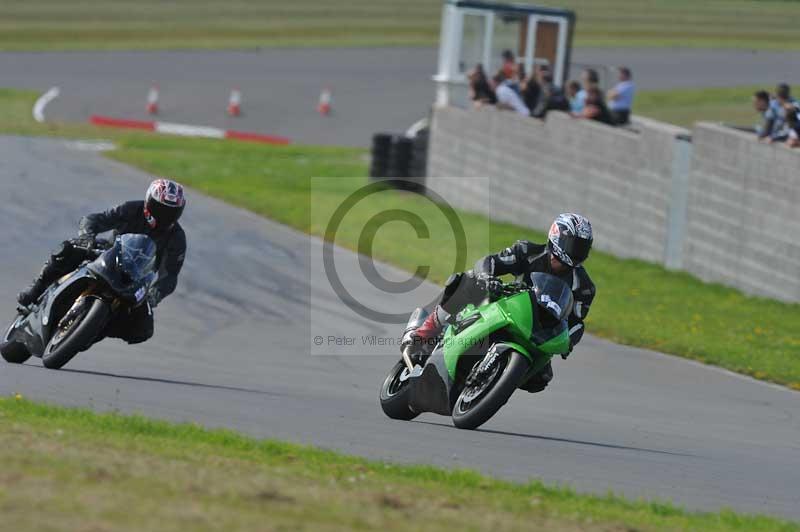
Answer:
top-left (387, 137), bottom-right (413, 179)
top-left (369, 133), bottom-right (393, 179)
top-left (369, 129), bottom-right (429, 192)
top-left (409, 128), bottom-right (429, 179)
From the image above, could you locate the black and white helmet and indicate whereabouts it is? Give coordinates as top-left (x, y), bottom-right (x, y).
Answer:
top-left (547, 213), bottom-right (593, 267)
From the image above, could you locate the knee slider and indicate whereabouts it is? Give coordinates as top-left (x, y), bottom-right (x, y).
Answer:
top-left (125, 329), bottom-right (153, 345)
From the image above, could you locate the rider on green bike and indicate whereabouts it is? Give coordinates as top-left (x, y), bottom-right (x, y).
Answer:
top-left (403, 213), bottom-right (595, 393)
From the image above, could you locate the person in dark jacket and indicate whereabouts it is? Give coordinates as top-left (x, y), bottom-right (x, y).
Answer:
top-left (17, 179), bottom-right (187, 344)
top-left (521, 66), bottom-right (544, 113)
top-left (402, 213), bottom-right (595, 393)
top-left (468, 64), bottom-right (497, 107)
top-left (574, 87), bottom-right (614, 126)
top-left (531, 71), bottom-right (570, 118)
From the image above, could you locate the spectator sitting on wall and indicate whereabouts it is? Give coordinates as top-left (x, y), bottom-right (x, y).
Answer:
top-left (776, 83), bottom-right (799, 112)
top-left (574, 87), bottom-right (614, 125)
top-left (501, 49), bottom-right (518, 83)
top-left (785, 107), bottom-right (800, 148)
top-left (490, 71), bottom-right (530, 116)
top-left (521, 64), bottom-right (549, 113)
top-left (607, 66), bottom-right (635, 125)
top-left (776, 83), bottom-right (800, 128)
top-left (753, 90), bottom-right (787, 142)
top-left (567, 80), bottom-right (582, 113)
top-left (517, 64), bottom-right (527, 89)
top-left (531, 70), bottom-right (570, 119)
top-left (468, 64), bottom-right (497, 107)
top-left (573, 68), bottom-right (599, 114)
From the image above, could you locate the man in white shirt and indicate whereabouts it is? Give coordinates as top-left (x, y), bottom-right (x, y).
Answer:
top-left (490, 72), bottom-right (530, 116)
top-left (607, 66), bottom-right (635, 125)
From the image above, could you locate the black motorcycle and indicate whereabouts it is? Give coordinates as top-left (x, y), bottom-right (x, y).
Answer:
top-left (1, 233), bottom-right (158, 369)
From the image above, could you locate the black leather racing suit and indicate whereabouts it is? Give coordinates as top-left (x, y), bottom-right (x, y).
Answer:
top-left (474, 240), bottom-right (595, 346)
top-left (79, 200), bottom-right (187, 303)
top-left (37, 201), bottom-right (186, 344)
top-left (436, 240), bottom-right (595, 392)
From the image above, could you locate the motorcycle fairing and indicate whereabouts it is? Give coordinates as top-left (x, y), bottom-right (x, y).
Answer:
top-left (86, 246), bottom-right (154, 306)
top-left (407, 340), bottom-right (543, 416)
top-left (7, 266), bottom-right (95, 356)
top-left (408, 345), bottom-right (452, 416)
top-left (442, 291), bottom-right (536, 380)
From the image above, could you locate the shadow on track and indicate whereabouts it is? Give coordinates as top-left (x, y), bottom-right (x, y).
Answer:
top-left (29, 365), bottom-right (284, 397)
top-left (413, 420), bottom-right (696, 457)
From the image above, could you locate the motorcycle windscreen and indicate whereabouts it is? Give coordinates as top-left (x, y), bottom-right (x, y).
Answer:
top-left (116, 234), bottom-right (157, 283)
top-left (87, 234), bottom-right (157, 301)
top-left (528, 272), bottom-right (573, 346)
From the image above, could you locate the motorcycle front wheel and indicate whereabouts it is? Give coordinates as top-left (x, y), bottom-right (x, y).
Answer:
top-left (42, 297), bottom-right (109, 370)
top-left (452, 349), bottom-right (530, 430)
top-left (379, 360), bottom-right (419, 421)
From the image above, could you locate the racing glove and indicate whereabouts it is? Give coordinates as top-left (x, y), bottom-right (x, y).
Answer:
top-left (475, 273), bottom-right (504, 298)
top-left (72, 233), bottom-right (96, 250)
top-left (147, 288), bottom-right (161, 309)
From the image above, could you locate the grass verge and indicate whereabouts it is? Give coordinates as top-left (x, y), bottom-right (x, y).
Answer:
top-left (634, 85), bottom-right (763, 129)
top-left (1, 87), bottom-right (798, 390)
top-left (2, 0), bottom-right (800, 51)
top-left (0, 396), bottom-right (796, 531)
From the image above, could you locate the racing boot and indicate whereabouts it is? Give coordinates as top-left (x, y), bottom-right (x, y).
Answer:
top-left (17, 270), bottom-right (52, 307)
top-left (16, 246), bottom-right (73, 307)
top-left (519, 361), bottom-right (553, 394)
top-left (401, 307), bottom-right (445, 363)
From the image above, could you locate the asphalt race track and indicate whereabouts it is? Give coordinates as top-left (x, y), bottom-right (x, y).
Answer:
top-left (1, 136), bottom-right (799, 520)
top-left (3, 47), bottom-right (800, 146)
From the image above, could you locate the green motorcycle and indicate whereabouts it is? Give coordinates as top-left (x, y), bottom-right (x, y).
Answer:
top-left (379, 272), bottom-right (573, 430)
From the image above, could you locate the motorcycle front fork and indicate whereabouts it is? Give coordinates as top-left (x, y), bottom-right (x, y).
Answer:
top-left (401, 346), bottom-right (415, 372)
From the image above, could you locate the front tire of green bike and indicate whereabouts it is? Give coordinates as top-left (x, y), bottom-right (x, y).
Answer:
top-left (452, 350), bottom-right (530, 430)
top-left (379, 360), bottom-right (419, 421)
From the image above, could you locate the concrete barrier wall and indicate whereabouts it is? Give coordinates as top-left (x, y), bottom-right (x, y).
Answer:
top-left (684, 123), bottom-right (800, 301)
top-left (428, 106), bottom-right (689, 264)
top-left (427, 106), bottom-right (800, 302)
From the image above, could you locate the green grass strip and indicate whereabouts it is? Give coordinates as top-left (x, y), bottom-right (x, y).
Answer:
top-left (0, 396), bottom-right (796, 531)
top-left (2, 0), bottom-right (800, 51)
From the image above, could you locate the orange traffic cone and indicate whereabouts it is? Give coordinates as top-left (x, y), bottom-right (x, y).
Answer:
top-left (146, 85), bottom-right (159, 115)
top-left (227, 87), bottom-right (242, 117)
top-left (317, 87), bottom-right (332, 116)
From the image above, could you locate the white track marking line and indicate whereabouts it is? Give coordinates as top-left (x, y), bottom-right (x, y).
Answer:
top-left (32, 86), bottom-right (60, 123)
top-left (155, 121), bottom-right (225, 139)
top-left (65, 140), bottom-right (116, 152)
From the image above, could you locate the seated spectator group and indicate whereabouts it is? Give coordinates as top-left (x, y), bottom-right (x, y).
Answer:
top-left (468, 50), bottom-right (635, 128)
top-left (753, 83), bottom-right (800, 148)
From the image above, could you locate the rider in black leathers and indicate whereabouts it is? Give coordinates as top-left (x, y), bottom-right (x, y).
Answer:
top-left (17, 179), bottom-right (187, 344)
top-left (403, 213), bottom-right (596, 393)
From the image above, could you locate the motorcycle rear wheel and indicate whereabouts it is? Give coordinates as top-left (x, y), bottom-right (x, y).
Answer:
top-left (42, 297), bottom-right (109, 370)
top-left (452, 350), bottom-right (530, 430)
top-left (379, 360), bottom-right (419, 421)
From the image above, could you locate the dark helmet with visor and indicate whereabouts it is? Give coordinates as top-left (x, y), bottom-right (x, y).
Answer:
top-left (547, 213), bottom-right (593, 268)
